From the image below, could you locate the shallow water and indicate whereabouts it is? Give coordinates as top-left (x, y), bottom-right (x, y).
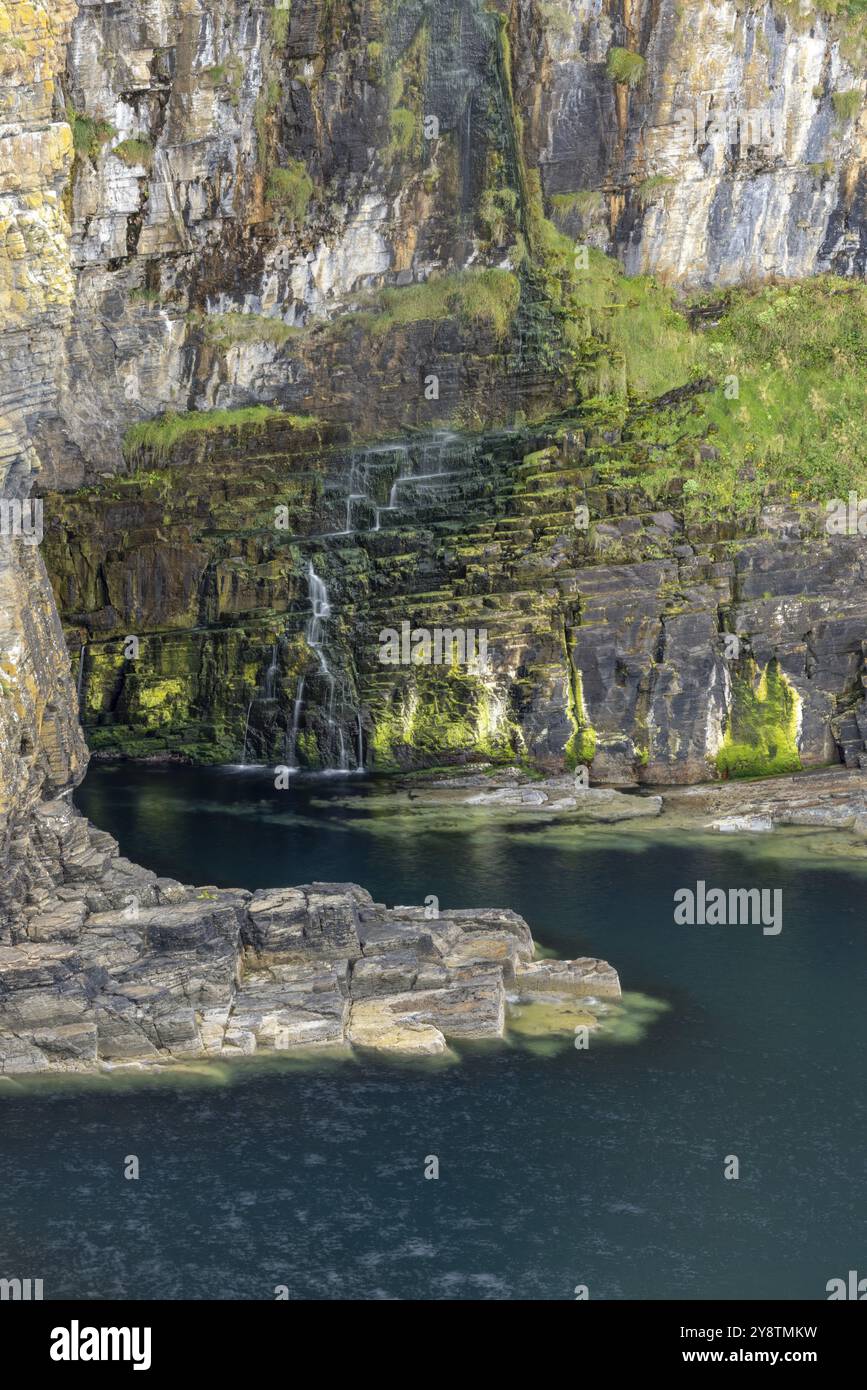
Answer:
top-left (1, 763), bottom-right (864, 1300)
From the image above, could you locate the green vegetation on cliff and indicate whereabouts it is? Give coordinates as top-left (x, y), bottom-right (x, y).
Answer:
top-left (267, 160), bottom-right (314, 223)
top-left (716, 661), bottom-right (802, 779)
top-left (605, 48), bottom-right (646, 88)
top-left (124, 407), bottom-right (319, 462)
top-left (66, 105), bottom-right (116, 160)
top-left (343, 269), bottom-right (522, 342)
top-left (370, 665), bottom-right (522, 770)
top-left (559, 268), bottom-right (867, 518)
top-left (111, 137), bottom-right (154, 170)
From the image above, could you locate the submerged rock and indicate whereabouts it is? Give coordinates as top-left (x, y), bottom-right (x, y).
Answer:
top-left (423, 776), bottom-right (663, 821)
top-left (0, 800), bottom-right (620, 1074)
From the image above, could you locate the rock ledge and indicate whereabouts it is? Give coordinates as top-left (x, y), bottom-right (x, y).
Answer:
top-left (0, 801), bottom-right (619, 1072)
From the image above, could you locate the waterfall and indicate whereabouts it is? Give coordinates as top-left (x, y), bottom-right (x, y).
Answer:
top-left (262, 643), bottom-right (278, 701)
top-left (240, 700), bottom-right (253, 765)
top-left (288, 562), bottom-right (363, 773)
top-left (76, 643), bottom-right (86, 713)
top-left (287, 674), bottom-right (305, 769)
top-left (343, 432), bottom-right (471, 534)
top-left (284, 432), bottom-right (486, 771)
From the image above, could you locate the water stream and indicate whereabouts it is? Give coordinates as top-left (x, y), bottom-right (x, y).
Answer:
top-left (278, 431), bottom-right (485, 772)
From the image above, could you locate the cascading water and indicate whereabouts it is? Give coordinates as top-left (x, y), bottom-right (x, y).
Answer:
top-left (76, 643), bottom-right (87, 714)
top-left (262, 643), bottom-right (278, 701)
top-left (283, 432), bottom-right (488, 773)
top-left (240, 699), bottom-right (253, 765)
top-left (287, 562), bottom-right (362, 773)
top-left (339, 431), bottom-right (476, 533)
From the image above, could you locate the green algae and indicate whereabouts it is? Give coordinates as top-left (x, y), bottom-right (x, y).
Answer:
top-left (124, 407), bottom-right (319, 462)
top-left (370, 663), bottom-right (522, 770)
top-left (716, 660), bottom-right (802, 780)
top-left (505, 991), bottom-right (670, 1055)
top-left (562, 623), bottom-right (596, 770)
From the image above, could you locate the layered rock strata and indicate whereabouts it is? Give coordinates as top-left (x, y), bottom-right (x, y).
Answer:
top-left (42, 412), bottom-right (867, 784)
top-left (0, 796), bottom-right (619, 1072)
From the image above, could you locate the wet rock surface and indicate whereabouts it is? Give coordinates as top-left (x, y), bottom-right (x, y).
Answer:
top-left (667, 767), bottom-right (867, 835)
top-left (0, 799), bottom-right (620, 1073)
top-left (415, 771), bottom-right (663, 819)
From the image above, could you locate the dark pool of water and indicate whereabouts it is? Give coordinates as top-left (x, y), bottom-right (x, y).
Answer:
top-left (1, 763), bottom-right (864, 1300)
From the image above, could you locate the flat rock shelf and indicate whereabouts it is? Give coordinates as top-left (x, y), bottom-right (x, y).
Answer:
top-left (0, 799), bottom-right (619, 1073)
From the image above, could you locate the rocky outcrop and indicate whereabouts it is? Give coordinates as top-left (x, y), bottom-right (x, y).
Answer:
top-left (0, 796), bottom-right (620, 1072)
top-left (515, 0), bottom-right (867, 285)
top-left (0, 0), bottom-right (88, 905)
top-left (2, 0), bottom-right (867, 1043)
top-left (40, 407), bottom-right (867, 784)
top-left (24, 0), bottom-right (863, 486)
top-left (668, 765), bottom-right (867, 835)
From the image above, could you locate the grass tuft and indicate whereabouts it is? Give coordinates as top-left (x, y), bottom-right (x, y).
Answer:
top-left (123, 406), bottom-right (318, 461)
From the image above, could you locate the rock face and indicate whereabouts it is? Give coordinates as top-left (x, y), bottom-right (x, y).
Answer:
top-left (0, 798), bottom-right (620, 1072)
top-left (46, 0), bottom-right (566, 480)
top-left (0, 0), bottom-right (88, 914)
top-left (669, 766), bottom-right (867, 835)
top-left (23, 0), bottom-right (864, 485)
top-left (515, 0), bottom-right (867, 285)
top-left (40, 412), bottom-right (867, 785)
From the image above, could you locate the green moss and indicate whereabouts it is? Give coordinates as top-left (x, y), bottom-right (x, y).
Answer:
top-left (381, 16), bottom-right (428, 165)
top-left (271, 1), bottom-right (291, 47)
top-left (348, 269), bottom-right (521, 342)
top-left (66, 104), bottom-right (116, 160)
top-left (478, 186), bottom-right (519, 244)
top-left (135, 679), bottom-right (190, 729)
top-left (254, 76), bottom-right (282, 166)
top-left (123, 406), bottom-right (319, 462)
top-left (112, 138), bottom-right (154, 170)
top-left (550, 190), bottom-right (603, 218)
top-left (637, 175), bottom-right (674, 205)
top-left (371, 666), bottom-right (521, 769)
top-left (388, 107), bottom-right (417, 157)
top-left (561, 629), bottom-right (596, 769)
top-left (831, 89), bottom-right (861, 119)
top-left (716, 660), bottom-right (802, 779)
top-left (190, 311), bottom-right (301, 350)
top-left (606, 48), bottom-right (646, 88)
top-left (267, 160), bottom-right (314, 224)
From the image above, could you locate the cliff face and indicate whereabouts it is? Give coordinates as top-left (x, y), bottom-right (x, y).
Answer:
top-left (44, 0), bottom-right (541, 480)
top-left (40, 407), bottom-right (867, 785)
top-left (2, 0), bottom-right (867, 861)
top-left (0, 0), bottom-right (87, 925)
top-left (515, 0), bottom-right (867, 284)
top-left (39, 0), bottom-right (867, 485)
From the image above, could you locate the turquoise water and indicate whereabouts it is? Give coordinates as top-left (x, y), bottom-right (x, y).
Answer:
top-left (1, 763), bottom-right (864, 1300)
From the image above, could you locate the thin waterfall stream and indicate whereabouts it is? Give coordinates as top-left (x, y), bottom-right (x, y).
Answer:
top-left (243, 430), bottom-right (488, 773)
